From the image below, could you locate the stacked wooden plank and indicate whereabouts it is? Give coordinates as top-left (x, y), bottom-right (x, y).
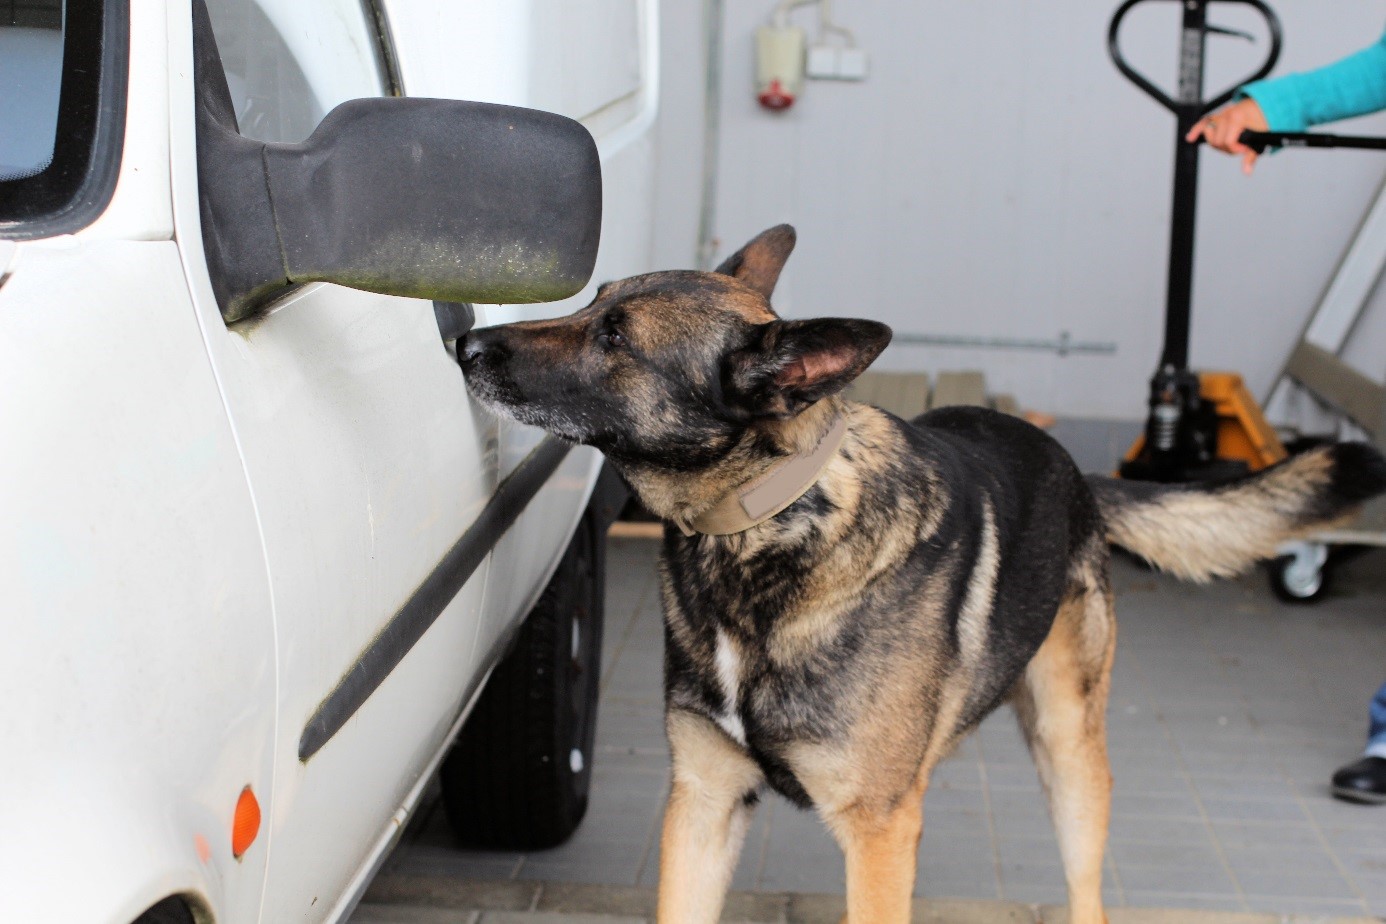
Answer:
top-left (844, 371), bottom-right (1023, 418)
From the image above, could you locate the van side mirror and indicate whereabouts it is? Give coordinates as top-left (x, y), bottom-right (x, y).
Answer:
top-left (192, 0), bottom-right (602, 323)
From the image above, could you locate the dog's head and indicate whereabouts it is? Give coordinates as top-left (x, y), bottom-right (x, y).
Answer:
top-left (460, 225), bottom-right (892, 472)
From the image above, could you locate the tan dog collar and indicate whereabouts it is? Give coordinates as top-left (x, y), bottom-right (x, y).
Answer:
top-left (680, 414), bottom-right (849, 537)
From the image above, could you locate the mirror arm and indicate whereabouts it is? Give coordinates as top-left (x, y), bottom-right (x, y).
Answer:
top-left (193, 0), bottom-right (292, 322)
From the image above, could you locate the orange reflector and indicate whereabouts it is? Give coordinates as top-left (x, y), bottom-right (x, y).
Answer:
top-left (232, 786), bottom-right (260, 859)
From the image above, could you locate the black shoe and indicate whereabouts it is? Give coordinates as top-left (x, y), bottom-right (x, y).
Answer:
top-left (1331, 756), bottom-right (1386, 804)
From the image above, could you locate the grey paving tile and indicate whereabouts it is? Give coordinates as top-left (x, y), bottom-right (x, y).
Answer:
top-left (1275, 749), bottom-right (1357, 783)
top-left (995, 837), bottom-right (1064, 870)
top-left (1197, 796), bottom-right (1311, 823)
top-left (996, 857), bottom-right (1066, 888)
top-left (532, 882), bottom-right (658, 917)
top-left (1115, 864), bottom-right (1238, 895)
top-left (1120, 891), bottom-right (1247, 912)
top-left (1108, 754), bottom-right (1189, 779)
top-left (1333, 848), bottom-right (1386, 883)
top-left (1241, 895), bottom-right (1368, 917)
top-left (1188, 776), bottom-right (1301, 802)
top-left (479, 914), bottom-right (644, 924)
top-left (998, 882), bottom-right (1069, 905)
top-left (1323, 826), bottom-right (1386, 853)
top-left (1174, 752), bottom-right (1288, 780)
top-left (1209, 819), bottom-right (1322, 849)
top-left (915, 859), bottom-right (998, 895)
top-left (925, 784), bottom-right (992, 814)
top-left (387, 847), bottom-right (523, 882)
top-left (762, 801), bottom-right (841, 864)
top-left (1105, 816), bottom-right (1207, 846)
top-left (930, 758), bottom-right (984, 790)
top-left (989, 810), bottom-right (1061, 843)
top-left (515, 855), bottom-right (646, 888)
top-left (756, 854), bottom-right (847, 894)
top-left (1221, 845), bottom-right (1342, 878)
top-left (1231, 865), bottom-right (1356, 899)
top-left (1110, 771), bottom-right (1194, 799)
top-left (1109, 792), bottom-right (1203, 820)
top-left (915, 875), bottom-right (1001, 901)
top-left (1110, 842), bottom-right (1223, 869)
top-left (361, 877), bottom-right (540, 911)
top-left (987, 788), bottom-right (1054, 818)
top-left (1300, 791), bottom-right (1386, 830)
top-left (934, 818), bottom-right (997, 844)
top-left (350, 906), bottom-right (480, 924)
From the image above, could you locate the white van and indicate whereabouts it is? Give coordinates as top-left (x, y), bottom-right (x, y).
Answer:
top-left (0, 1), bottom-right (657, 921)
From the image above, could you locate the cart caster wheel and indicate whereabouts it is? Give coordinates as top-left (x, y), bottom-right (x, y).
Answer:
top-left (1268, 540), bottom-right (1332, 604)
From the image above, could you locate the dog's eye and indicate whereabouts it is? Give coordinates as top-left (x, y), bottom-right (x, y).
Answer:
top-left (599, 331), bottom-right (627, 349)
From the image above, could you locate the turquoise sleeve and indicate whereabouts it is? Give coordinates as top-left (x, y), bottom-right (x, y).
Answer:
top-left (1238, 27), bottom-right (1386, 132)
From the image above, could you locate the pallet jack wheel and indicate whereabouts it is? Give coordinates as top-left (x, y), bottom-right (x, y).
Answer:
top-left (1267, 540), bottom-right (1332, 604)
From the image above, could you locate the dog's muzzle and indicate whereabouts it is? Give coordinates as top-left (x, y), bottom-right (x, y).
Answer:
top-left (460, 327), bottom-right (510, 369)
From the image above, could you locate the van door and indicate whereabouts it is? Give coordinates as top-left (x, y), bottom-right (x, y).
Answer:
top-left (170, 1), bottom-right (500, 917)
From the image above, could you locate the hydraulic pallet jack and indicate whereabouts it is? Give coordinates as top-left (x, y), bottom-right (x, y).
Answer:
top-left (1109, 0), bottom-right (1386, 597)
top-left (1110, 0), bottom-right (1386, 479)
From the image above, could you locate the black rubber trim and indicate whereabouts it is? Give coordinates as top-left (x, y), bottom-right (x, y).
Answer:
top-left (299, 436), bottom-right (574, 761)
top-left (0, 0), bottom-right (129, 239)
top-left (360, 0), bottom-right (404, 97)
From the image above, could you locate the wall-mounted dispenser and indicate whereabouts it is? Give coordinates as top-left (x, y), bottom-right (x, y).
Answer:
top-left (755, 1), bottom-right (867, 111)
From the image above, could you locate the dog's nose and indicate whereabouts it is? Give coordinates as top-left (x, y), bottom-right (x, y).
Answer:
top-left (460, 327), bottom-right (507, 366)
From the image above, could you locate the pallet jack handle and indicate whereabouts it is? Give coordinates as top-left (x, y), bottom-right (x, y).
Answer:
top-left (1239, 129), bottom-right (1386, 153)
top-left (1109, 0), bottom-right (1281, 377)
top-left (1109, 0), bottom-right (1282, 121)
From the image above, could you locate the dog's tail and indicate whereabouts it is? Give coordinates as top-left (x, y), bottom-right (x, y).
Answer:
top-left (1087, 443), bottom-right (1386, 582)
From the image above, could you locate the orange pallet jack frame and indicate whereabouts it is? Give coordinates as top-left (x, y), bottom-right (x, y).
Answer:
top-left (1121, 371), bottom-right (1287, 475)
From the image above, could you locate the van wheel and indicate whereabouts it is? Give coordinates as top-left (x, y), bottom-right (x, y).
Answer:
top-left (440, 509), bottom-right (605, 850)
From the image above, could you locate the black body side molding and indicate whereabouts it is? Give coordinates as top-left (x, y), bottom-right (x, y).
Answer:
top-left (300, 436), bottom-right (575, 762)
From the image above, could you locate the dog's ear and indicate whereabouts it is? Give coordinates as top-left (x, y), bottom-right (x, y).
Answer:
top-left (727, 317), bottom-right (892, 418)
top-left (714, 224), bottom-right (796, 298)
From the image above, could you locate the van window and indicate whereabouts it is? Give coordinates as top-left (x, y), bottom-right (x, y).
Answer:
top-left (0, 0), bottom-right (64, 183)
top-left (0, 0), bottom-right (126, 238)
top-left (204, 0), bottom-right (386, 144)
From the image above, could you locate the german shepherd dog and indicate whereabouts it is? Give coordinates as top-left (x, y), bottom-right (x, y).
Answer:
top-left (461, 225), bottom-right (1386, 924)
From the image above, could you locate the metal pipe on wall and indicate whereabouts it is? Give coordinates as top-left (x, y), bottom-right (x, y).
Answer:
top-left (695, 0), bottom-right (724, 270)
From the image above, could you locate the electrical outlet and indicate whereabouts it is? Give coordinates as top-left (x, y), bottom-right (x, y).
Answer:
top-left (805, 43), bottom-right (868, 81)
top-left (837, 47), bottom-right (868, 80)
top-left (806, 44), bottom-right (838, 79)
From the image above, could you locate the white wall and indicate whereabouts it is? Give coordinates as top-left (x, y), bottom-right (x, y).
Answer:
top-left (652, 0), bottom-right (1386, 421)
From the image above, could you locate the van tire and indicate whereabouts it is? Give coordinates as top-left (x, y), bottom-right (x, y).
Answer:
top-left (440, 509), bottom-right (605, 850)
top-left (132, 898), bottom-right (195, 924)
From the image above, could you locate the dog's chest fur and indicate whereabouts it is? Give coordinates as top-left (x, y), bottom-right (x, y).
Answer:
top-left (656, 406), bottom-right (1102, 808)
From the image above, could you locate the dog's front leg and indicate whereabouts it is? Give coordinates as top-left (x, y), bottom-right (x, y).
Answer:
top-left (825, 769), bottom-right (927, 924)
top-left (657, 710), bottom-right (763, 924)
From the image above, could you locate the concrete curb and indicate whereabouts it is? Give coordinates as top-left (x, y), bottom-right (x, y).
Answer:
top-left (356, 875), bottom-right (1383, 923)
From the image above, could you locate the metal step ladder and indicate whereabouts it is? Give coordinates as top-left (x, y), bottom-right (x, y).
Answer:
top-left (1268, 175), bottom-right (1386, 549)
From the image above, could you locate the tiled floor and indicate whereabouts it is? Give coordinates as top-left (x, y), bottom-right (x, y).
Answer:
top-left (373, 532), bottom-right (1386, 919)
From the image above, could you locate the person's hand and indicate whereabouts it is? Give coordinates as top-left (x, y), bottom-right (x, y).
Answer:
top-left (1186, 98), bottom-right (1270, 175)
